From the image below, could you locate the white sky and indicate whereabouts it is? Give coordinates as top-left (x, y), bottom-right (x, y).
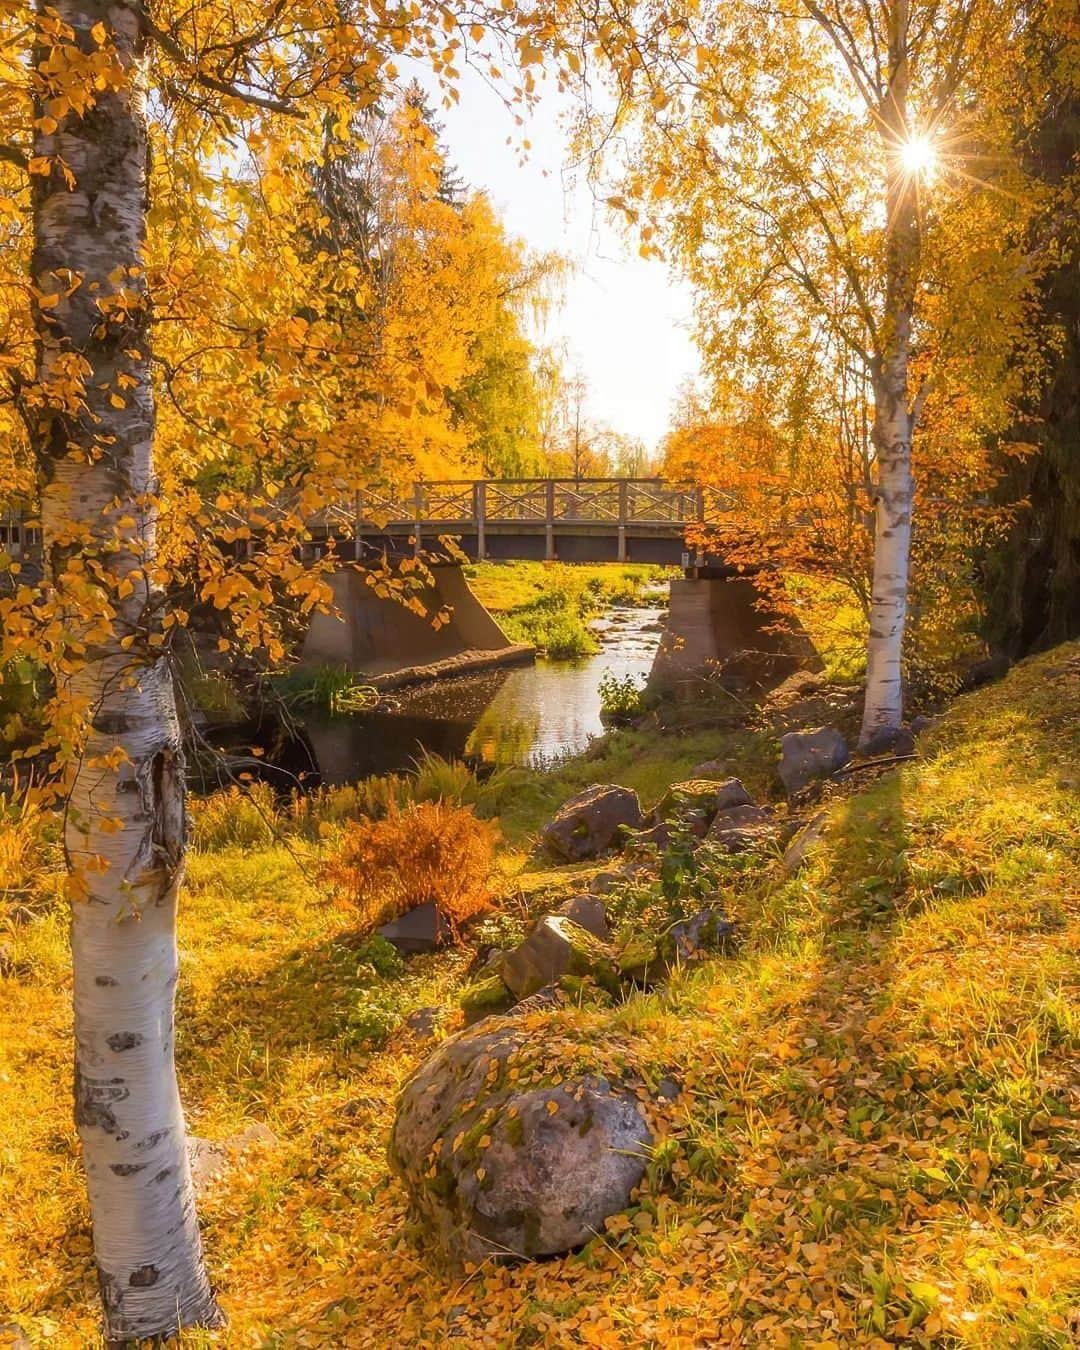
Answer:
top-left (434, 69), bottom-right (700, 453)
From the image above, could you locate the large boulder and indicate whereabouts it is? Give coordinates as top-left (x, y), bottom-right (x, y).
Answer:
top-left (778, 728), bottom-right (849, 794)
top-left (541, 784), bottom-right (643, 861)
top-left (499, 915), bottom-right (620, 1001)
top-left (390, 1020), bottom-right (653, 1265)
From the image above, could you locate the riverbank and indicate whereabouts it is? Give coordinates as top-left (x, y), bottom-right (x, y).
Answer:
top-left (465, 560), bottom-right (670, 658)
top-left (2, 643), bottom-right (1078, 1343)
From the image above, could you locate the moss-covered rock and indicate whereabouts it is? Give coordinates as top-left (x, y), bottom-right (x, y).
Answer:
top-left (541, 784), bottom-right (644, 861)
top-left (650, 777), bottom-right (753, 828)
top-left (498, 916), bottom-right (621, 1000)
top-left (390, 1020), bottom-right (652, 1266)
top-left (459, 975), bottom-right (515, 1025)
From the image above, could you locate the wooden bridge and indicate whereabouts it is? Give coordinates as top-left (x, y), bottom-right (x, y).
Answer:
top-left (2, 479), bottom-right (735, 568)
top-left (307, 478), bottom-right (735, 565)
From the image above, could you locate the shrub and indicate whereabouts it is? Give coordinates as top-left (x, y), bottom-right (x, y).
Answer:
top-left (270, 664), bottom-right (378, 716)
top-left (323, 800), bottom-right (499, 938)
top-left (504, 606), bottom-right (597, 659)
top-left (288, 753), bottom-right (517, 838)
top-left (189, 781), bottom-right (279, 850)
top-left (0, 794), bottom-right (51, 910)
top-left (598, 670), bottom-right (645, 723)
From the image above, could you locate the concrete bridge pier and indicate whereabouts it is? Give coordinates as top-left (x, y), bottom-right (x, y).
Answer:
top-left (301, 565), bottom-right (532, 687)
top-left (648, 573), bottom-right (819, 695)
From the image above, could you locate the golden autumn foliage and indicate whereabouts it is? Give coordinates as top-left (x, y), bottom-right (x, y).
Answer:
top-left (323, 799), bottom-right (500, 937)
top-left (1, 644), bottom-right (1077, 1344)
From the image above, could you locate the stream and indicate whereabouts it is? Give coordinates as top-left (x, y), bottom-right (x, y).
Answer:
top-left (295, 600), bottom-right (668, 785)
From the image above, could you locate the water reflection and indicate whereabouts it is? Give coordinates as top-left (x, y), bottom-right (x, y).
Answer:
top-left (303, 604), bottom-right (666, 784)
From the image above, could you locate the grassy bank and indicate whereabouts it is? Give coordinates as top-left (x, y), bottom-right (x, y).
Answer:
top-left (466, 561), bottom-right (669, 659)
top-left (1, 644), bottom-right (1078, 1345)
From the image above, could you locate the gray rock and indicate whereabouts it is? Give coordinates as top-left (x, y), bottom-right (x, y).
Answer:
top-left (708, 804), bottom-right (777, 851)
top-left (651, 777), bottom-right (753, 827)
top-left (590, 864), bottom-right (649, 895)
top-left (619, 908), bottom-right (735, 983)
top-left (377, 901), bottom-right (451, 954)
top-left (459, 977), bottom-right (514, 1025)
top-left (541, 784), bottom-right (644, 861)
top-left (474, 946), bottom-right (510, 978)
top-left (666, 908), bottom-right (735, 961)
top-left (622, 821), bottom-right (676, 854)
top-left (554, 893), bottom-right (611, 941)
top-left (689, 757), bottom-right (728, 779)
top-left (405, 1006), bottom-right (444, 1039)
top-left (778, 727), bottom-right (849, 794)
top-left (390, 1020), bottom-right (652, 1264)
top-left (499, 915), bottom-right (620, 1001)
top-left (860, 725), bottom-right (917, 756)
top-left (782, 810), bottom-right (829, 874)
top-left (188, 1122), bottom-right (277, 1197)
top-left (910, 715), bottom-right (938, 737)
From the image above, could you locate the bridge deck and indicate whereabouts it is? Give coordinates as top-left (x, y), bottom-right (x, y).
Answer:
top-left (2, 479), bottom-right (734, 567)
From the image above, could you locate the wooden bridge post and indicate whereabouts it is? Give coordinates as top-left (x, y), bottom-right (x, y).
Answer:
top-left (617, 480), bottom-right (628, 562)
top-left (353, 491), bottom-right (363, 562)
top-left (545, 480), bottom-right (555, 560)
top-left (475, 481), bottom-right (486, 561)
top-left (413, 483), bottom-right (423, 556)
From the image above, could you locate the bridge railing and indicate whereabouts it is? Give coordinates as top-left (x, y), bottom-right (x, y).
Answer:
top-left (320, 479), bottom-right (737, 530)
top-left (1, 480), bottom-right (742, 566)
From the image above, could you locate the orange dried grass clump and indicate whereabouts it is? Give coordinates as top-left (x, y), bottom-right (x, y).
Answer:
top-left (323, 799), bottom-right (499, 938)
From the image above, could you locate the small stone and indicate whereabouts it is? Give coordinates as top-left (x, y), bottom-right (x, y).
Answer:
top-left (188, 1137), bottom-right (230, 1195)
top-left (782, 810), bottom-right (829, 874)
top-left (622, 821), bottom-right (675, 854)
top-left (910, 714), bottom-right (938, 737)
top-left (499, 916), bottom-right (621, 1001)
top-left (377, 901), bottom-right (452, 955)
top-left (651, 777), bottom-right (753, 827)
top-left (554, 893), bottom-right (611, 941)
top-left (541, 784), bottom-right (644, 862)
top-left (860, 725), bottom-right (917, 757)
top-left (708, 804), bottom-right (777, 851)
top-left (778, 727), bottom-right (849, 794)
top-left (689, 757), bottom-right (728, 779)
top-left (619, 908), bottom-right (734, 983)
top-left (188, 1122), bottom-right (276, 1197)
top-left (406, 1006), bottom-right (444, 1038)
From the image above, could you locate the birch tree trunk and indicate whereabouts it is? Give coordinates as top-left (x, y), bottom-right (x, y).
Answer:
top-left (31, 1), bottom-right (221, 1340)
top-left (860, 4), bottom-right (919, 749)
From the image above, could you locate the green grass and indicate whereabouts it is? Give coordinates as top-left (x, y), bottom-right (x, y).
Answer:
top-left (2, 643), bottom-right (1078, 1345)
top-left (466, 561), bottom-right (669, 659)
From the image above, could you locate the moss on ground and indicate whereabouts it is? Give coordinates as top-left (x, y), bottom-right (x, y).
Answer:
top-left (0, 644), bottom-right (1078, 1345)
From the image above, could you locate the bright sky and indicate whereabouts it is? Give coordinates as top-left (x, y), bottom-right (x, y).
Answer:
top-left (435, 69), bottom-right (700, 454)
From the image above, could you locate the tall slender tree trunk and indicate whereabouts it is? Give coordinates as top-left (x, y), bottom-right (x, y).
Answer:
top-left (860, 5), bottom-right (919, 748)
top-left (30, 2), bottom-right (221, 1340)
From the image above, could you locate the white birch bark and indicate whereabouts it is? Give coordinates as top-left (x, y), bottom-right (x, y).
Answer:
top-left (859, 1), bottom-right (919, 749)
top-left (31, 1), bottom-right (221, 1340)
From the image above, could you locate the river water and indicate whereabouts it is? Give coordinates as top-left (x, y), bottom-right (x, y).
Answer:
top-left (300, 601), bottom-right (667, 785)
